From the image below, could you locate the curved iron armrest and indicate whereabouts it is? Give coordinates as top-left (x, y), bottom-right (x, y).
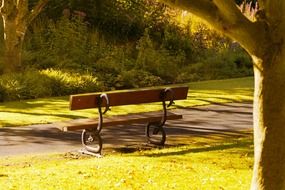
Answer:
top-left (162, 88), bottom-right (175, 107)
top-left (96, 93), bottom-right (110, 133)
top-left (99, 93), bottom-right (110, 114)
top-left (146, 88), bottom-right (175, 146)
top-left (81, 93), bottom-right (110, 154)
top-left (160, 88), bottom-right (175, 126)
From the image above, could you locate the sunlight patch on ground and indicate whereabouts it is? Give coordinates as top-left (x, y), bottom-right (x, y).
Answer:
top-left (0, 77), bottom-right (253, 127)
top-left (0, 136), bottom-right (253, 190)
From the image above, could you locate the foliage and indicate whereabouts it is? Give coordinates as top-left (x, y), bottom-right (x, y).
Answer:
top-left (161, 24), bottom-right (193, 57)
top-left (12, 1), bottom-right (253, 101)
top-left (116, 69), bottom-right (163, 89)
top-left (25, 16), bottom-right (100, 71)
top-left (0, 69), bottom-right (103, 102)
top-left (136, 29), bottom-right (185, 83)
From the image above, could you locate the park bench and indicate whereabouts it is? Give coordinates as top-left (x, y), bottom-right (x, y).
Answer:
top-left (57, 86), bottom-right (189, 155)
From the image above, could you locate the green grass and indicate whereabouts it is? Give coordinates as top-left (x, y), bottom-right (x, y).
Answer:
top-left (0, 77), bottom-right (254, 189)
top-left (0, 77), bottom-right (253, 127)
top-left (0, 135), bottom-right (253, 190)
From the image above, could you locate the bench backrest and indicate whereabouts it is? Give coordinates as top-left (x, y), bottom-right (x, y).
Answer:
top-left (70, 86), bottom-right (189, 110)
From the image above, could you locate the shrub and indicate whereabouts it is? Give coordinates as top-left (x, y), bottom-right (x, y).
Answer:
top-left (0, 69), bottom-right (103, 102)
top-left (136, 29), bottom-right (186, 83)
top-left (175, 63), bottom-right (204, 82)
top-left (40, 69), bottom-right (103, 95)
top-left (161, 25), bottom-right (193, 57)
top-left (202, 50), bottom-right (252, 80)
top-left (0, 70), bottom-right (52, 100)
top-left (24, 16), bottom-right (108, 71)
top-left (116, 69), bottom-right (163, 89)
top-left (0, 83), bottom-right (6, 102)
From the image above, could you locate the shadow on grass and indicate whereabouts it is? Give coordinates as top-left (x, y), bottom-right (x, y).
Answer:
top-left (1, 110), bottom-right (88, 120)
top-left (0, 97), bottom-right (68, 109)
top-left (0, 101), bottom-right (253, 156)
top-left (172, 103), bottom-right (252, 115)
top-left (142, 139), bottom-right (253, 157)
top-left (0, 127), bottom-right (81, 147)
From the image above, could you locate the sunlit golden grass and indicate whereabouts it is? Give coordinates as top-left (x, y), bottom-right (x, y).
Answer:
top-left (0, 77), bottom-right (253, 127)
top-left (0, 77), bottom-right (254, 189)
top-left (0, 135), bottom-right (253, 190)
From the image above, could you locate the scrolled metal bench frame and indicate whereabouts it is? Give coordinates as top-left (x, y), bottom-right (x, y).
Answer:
top-left (145, 87), bottom-right (174, 145)
top-left (81, 88), bottom-right (175, 154)
top-left (81, 93), bottom-right (109, 154)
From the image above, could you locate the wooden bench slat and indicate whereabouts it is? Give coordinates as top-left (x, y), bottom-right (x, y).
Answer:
top-left (70, 86), bottom-right (188, 110)
top-left (56, 111), bottom-right (182, 132)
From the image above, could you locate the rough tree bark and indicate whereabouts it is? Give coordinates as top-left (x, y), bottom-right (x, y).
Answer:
top-left (0, 0), bottom-right (48, 73)
top-left (160, 0), bottom-right (285, 189)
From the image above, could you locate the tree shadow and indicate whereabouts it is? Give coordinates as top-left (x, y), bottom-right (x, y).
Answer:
top-left (0, 127), bottom-right (81, 146)
top-left (0, 102), bottom-right (253, 156)
top-left (0, 110), bottom-right (87, 120)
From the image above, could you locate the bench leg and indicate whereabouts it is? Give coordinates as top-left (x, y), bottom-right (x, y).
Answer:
top-left (81, 129), bottom-right (102, 154)
top-left (145, 121), bottom-right (166, 146)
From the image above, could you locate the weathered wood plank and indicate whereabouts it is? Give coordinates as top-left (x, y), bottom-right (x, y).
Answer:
top-left (56, 111), bottom-right (182, 132)
top-left (70, 86), bottom-right (188, 110)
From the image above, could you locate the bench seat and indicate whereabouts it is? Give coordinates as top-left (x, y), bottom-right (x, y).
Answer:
top-left (57, 111), bottom-right (182, 132)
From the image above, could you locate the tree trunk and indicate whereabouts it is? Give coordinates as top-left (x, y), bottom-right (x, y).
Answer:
top-left (251, 49), bottom-right (285, 189)
top-left (0, 0), bottom-right (48, 73)
top-left (2, 16), bottom-right (25, 73)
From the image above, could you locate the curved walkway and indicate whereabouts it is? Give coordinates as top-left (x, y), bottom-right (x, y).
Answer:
top-left (0, 103), bottom-right (253, 156)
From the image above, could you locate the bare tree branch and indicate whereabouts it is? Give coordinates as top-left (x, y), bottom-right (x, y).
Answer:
top-left (15, 0), bottom-right (28, 34)
top-left (265, 1), bottom-right (285, 25)
top-left (27, 0), bottom-right (48, 24)
top-left (258, 0), bottom-right (265, 9)
top-left (17, 0), bottom-right (27, 7)
top-left (160, 0), bottom-right (267, 56)
top-left (1, 0), bottom-right (17, 17)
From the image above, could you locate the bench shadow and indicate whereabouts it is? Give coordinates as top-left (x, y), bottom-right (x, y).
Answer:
top-left (133, 139), bottom-right (253, 157)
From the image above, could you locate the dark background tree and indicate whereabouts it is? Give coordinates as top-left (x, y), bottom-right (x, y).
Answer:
top-left (0, 0), bottom-right (48, 73)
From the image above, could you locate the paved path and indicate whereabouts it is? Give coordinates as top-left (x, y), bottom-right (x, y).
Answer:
top-left (0, 103), bottom-right (253, 156)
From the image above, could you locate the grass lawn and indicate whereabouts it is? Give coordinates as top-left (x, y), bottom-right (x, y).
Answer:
top-left (0, 77), bottom-right (253, 127)
top-left (0, 77), bottom-right (254, 189)
top-left (0, 135), bottom-right (253, 190)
